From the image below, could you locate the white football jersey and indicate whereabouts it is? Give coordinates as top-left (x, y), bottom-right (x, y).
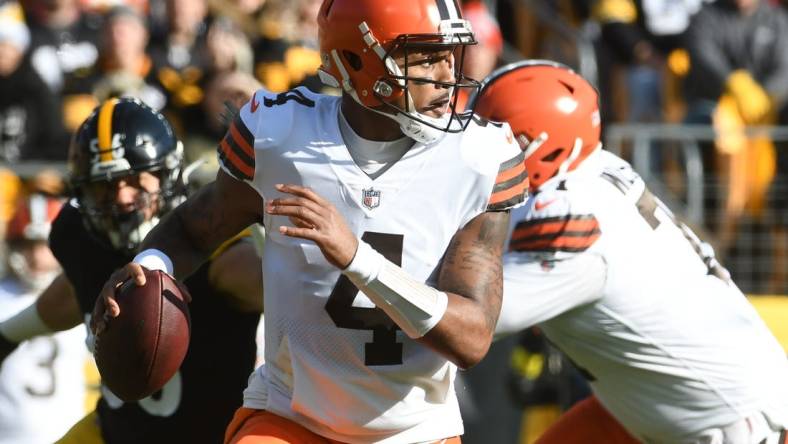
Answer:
top-left (0, 278), bottom-right (89, 444)
top-left (498, 149), bottom-right (788, 443)
top-left (217, 87), bottom-right (525, 443)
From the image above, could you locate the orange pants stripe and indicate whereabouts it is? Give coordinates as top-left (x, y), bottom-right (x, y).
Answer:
top-left (225, 408), bottom-right (462, 444)
top-left (535, 396), bottom-right (639, 444)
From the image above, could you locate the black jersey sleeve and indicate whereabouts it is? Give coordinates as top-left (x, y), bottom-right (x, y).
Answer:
top-left (49, 201), bottom-right (130, 314)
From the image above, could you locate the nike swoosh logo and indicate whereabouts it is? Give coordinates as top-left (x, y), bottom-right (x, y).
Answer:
top-left (534, 198), bottom-right (558, 211)
top-left (250, 92), bottom-right (260, 113)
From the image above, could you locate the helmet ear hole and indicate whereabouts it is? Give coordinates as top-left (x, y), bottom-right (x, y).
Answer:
top-left (558, 80), bottom-right (574, 94)
top-left (343, 50), bottom-right (363, 71)
top-left (541, 148), bottom-right (564, 162)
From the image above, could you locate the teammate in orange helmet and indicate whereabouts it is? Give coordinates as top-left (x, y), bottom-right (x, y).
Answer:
top-left (3, 195), bottom-right (64, 292)
top-left (0, 194), bottom-right (91, 444)
top-left (474, 60), bottom-right (788, 444)
top-left (474, 60), bottom-right (601, 192)
top-left (92, 0), bottom-right (529, 443)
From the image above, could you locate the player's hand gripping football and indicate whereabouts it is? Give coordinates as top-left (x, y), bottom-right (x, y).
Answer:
top-left (91, 264), bottom-right (192, 335)
top-left (91, 263), bottom-right (147, 335)
top-left (267, 184), bottom-right (358, 269)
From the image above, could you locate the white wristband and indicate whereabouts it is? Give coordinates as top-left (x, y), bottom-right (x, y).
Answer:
top-left (133, 249), bottom-right (174, 275)
top-left (343, 241), bottom-right (384, 284)
top-left (0, 304), bottom-right (53, 343)
top-left (343, 241), bottom-right (448, 339)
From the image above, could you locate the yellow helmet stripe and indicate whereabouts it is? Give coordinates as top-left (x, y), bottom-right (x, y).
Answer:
top-left (97, 98), bottom-right (120, 162)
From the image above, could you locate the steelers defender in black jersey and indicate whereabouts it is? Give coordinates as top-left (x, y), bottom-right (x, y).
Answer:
top-left (0, 98), bottom-right (263, 444)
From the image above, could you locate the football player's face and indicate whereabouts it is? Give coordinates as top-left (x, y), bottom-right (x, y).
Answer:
top-left (83, 171), bottom-right (162, 222)
top-left (393, 47), bottom-right (456, 118)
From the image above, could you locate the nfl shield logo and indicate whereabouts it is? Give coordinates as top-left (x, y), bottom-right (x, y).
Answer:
top-left (361, 188), bottom-right (381, 210)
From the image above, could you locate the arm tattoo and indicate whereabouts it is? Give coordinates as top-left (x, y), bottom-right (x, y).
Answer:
top-left (148, 187), bottom-right (220, 257)
top-left (177, 189), bottom-right (225, 253)
top-left (439, 211), bottom-right (510, 329)
top-left (142, 182), bottom-right (255, 278)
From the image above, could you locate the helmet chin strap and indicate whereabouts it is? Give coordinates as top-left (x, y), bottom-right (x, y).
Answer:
top-left (328, 43), bottom-right (453, 145)
top-left (377, 59), bottom-right (455, 145)
top-left (536, 137), bottom-right (586, 190)
top-left (378, 105), bottom-right (450, 145)
top-left (557, 137), bottom-right (584, 176)
top-left (347, 90), bottom-right (451, 145)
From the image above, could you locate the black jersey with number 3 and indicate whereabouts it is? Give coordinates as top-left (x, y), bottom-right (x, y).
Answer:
top-left (49, 202), bottom-right (260, 444)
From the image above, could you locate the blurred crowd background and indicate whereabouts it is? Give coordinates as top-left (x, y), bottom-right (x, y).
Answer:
top-left (0, 0), bottom-right (787, 442)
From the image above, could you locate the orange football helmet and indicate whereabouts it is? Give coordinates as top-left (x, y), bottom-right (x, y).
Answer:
top-left (471, 60), bottom-right (602, 191)
top-left (6, 194), bottom-right (63, 242)
top-left (317, 0), bottom-right (480, 143)
top-left (6, 194), bottom-right (64, 291)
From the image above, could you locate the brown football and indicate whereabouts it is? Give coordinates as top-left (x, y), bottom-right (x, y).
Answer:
top-left (94, 268), bottom-right (191, 401)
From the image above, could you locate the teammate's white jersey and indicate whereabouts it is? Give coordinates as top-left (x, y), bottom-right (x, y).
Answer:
top-left (217, 87), bottom-right (525, 443)
top-left (0, 278), bottom-right (89, 444)
top-left (498, 149), bottom-right (788, 443)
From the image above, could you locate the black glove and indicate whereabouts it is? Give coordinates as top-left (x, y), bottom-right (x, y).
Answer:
top-left (0, 331), bottom-right (19, 365)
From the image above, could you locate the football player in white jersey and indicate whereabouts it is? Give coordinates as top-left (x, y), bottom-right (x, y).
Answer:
top-left (0, 194), bottom-right (89, 444)
top-left (473, 60), bottom-right (788, 444)
top-left (92, 0), bottom-right (528, 443)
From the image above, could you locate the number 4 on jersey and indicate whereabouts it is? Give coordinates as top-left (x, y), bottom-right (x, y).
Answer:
top-left (325, 232), bottom-right (404, 366)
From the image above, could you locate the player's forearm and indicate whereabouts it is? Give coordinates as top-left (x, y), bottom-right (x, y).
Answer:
top-left (0, 274), bottom-right (81, 346)
top-left (140, 189), bottom-right (221, 278)
top-left (346, 263), bottom-right (497, 369)
top-left (0, 274), bottom-right (78, 358)
top-left (428, 210), bottom-right (508, 368)
top-left (36, 273), bottom-right (82, 331)
top-left (419, 291), bottom-right (499, 369)
top-left (140, 175), bottom-right (262, 279)
top-left (344, 211), bottom-right (506, 369)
